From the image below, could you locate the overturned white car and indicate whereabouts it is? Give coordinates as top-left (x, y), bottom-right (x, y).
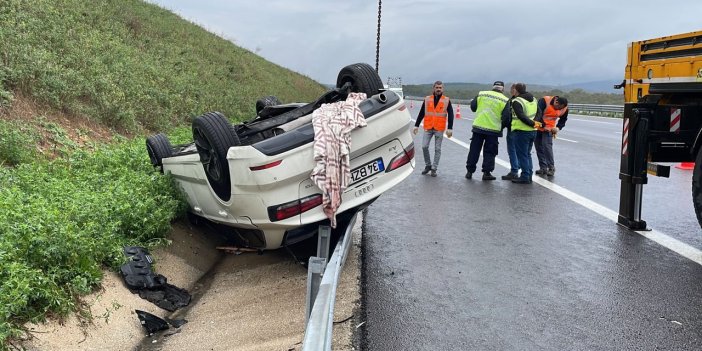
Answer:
top-left (146, 63), bottom-right (414, 250)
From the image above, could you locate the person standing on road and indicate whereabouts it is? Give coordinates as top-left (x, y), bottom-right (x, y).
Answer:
top-left (465, 81), bottom-right (509, 180)
top-left (501, 88), bottom-right (519, 181)
top-left (501, 83), bottom-right (541, 184)
top-left (413, 81), bottom-right (454, 177)
top-left (534, 96), bottom-right (569, 177)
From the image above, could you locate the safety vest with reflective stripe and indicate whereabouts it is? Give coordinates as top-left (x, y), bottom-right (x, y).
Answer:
top-left (473, 90), bottom-right (509, 132)
top-left (511, 97), bottom-right (538, 132)
top-left (537, 96), bottom-right (568, 131)
top-left (423, 95), bottom-right (450, 131)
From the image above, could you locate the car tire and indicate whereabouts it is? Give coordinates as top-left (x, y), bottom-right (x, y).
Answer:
top-left (146, 133), bottom-right (173, 173)
top-left (336, 63), bottom-right (384, 97)
top-left (192, 112), bottom-right (241, 202)
top-left (256, 95), bottom-right (282, 114)
top-left (692, 148), bottom-right (702, 229)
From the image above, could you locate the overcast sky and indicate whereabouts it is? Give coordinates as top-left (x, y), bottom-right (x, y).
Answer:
top-left (149, 0), bottom-right (700, 86)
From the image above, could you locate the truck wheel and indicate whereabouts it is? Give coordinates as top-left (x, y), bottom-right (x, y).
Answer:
top-left (192, 112), bottom-right (241, 202)
top-left (336, 63), bottom-right (384, 97)
top-left (693, 148), bottom-right (702, 229)
top-left (146, 133), bottom-right (173, 173)
top-left (256, 95), bottom-right (282, 114)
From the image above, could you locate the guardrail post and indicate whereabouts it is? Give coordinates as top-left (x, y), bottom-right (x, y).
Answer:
top-left (317, 225), bottom-right (331, 260)
top-left (302, 213), bottom-right (358, 350)
top-left (305, 256), bottom-right (326, 323)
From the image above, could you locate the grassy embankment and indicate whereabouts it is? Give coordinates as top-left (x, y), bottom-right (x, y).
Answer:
top-left (0, 0), bottom-right (325, 347)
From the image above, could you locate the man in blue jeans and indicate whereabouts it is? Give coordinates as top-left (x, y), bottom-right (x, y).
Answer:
top-left (501, 124), bottom-right (520, 180)
top-left (501, 83), bottom-right (541, 184)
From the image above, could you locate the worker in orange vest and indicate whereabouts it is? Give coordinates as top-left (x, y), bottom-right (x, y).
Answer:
top-left (412, 81), bottom-right (454, 177)
top-left (534, 96), bottom-right (569, 177)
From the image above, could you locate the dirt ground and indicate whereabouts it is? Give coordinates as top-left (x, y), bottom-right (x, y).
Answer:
top-left (19, 215), bottom-right (364, 351)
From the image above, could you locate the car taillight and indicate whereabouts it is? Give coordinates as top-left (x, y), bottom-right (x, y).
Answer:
top-left (385, 142), bottom-right (415, 173)
top-left (250, 160), bottom-right (282, 171)
top-left (267, 194), bottom-right (323, 222)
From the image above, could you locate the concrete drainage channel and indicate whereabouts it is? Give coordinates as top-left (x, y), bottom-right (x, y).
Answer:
top-left (133, 215), bottom-right (363, 351)
top-left (20, 215), bottom-right (362, 350)
top-left (136, 257), bottom-right (225, 350)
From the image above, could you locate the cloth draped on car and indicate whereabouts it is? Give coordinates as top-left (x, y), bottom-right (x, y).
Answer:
top-left (311, 92), bottom-right (368, 227)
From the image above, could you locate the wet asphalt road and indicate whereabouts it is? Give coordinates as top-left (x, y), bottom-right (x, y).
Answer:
top-left (361, 103), bottom-right (702, 350)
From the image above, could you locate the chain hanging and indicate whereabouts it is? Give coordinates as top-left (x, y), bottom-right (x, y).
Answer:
top-left (375, 0), bottom-right (382, 73)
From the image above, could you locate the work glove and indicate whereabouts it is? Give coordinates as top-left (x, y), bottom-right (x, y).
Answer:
top-left (446, 129), bottom-right (453, 138)
top-left (533, 121), bottom-right (543, 129)
top-left (551, 127), bottom-right (559, 135)
top-left (412, 127), bottom-right (418, 135)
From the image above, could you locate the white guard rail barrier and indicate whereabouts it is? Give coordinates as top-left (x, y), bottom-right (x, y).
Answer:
top-left (302, 212), bottom-right (358, 351)
top-left (568, 103), bottom-right (624, 115)
top-left (405, 96), bottom-right (624, 116)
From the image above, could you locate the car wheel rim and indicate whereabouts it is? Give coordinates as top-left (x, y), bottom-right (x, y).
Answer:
top-left (194, 128), bottom-right (222, 182)
top-left (146, 144), bottom-right (157, 165)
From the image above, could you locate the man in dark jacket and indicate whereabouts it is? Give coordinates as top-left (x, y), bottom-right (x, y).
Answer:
top-left (501, 83), bottom-right (542, 184)
top-left (465, 81), bottom-right (509, 180)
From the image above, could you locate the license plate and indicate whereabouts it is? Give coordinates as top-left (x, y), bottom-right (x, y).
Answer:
top-left (350, 158), bottom-right (384, 184)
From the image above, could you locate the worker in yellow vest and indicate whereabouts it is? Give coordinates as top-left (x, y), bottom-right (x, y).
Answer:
top-left (500, 83), bottom-right (542, 184)
top-left (534, 96), bottom-right (569, 177)
top-left (465, 81), bottom-right (509, 180)
top-left (412, 81), bottom-right (454, 177)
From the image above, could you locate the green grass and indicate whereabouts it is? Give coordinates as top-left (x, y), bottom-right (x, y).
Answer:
top-left (0, 119), bottom-right (38, 166)
top-left (0, 0), bottom-right (326, 133)
top-left (0, 139), bottom-right (188, 345)
top-left (0, 0), bottom-right (328, 348)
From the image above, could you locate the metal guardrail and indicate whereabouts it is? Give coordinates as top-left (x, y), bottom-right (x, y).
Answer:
top-left (302, 212), bottom-right (358, 351)
top-left (568, 103), bottom-right (624, 115)
top-left (405, 96), bottom-right (624, 116)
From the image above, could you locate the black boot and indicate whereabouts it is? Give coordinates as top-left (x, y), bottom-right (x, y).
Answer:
top-left (512, 177), bottom-right (532, 184)
top-left (501, 172), bottom-right (518, 180)
top-left (482, 172), bottom-right (496, 181)
top-left (421, 166), bottom-right (431, 175)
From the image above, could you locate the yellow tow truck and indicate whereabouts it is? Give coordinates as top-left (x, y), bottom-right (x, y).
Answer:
top-left (616, 30), bottom-right (702, 229)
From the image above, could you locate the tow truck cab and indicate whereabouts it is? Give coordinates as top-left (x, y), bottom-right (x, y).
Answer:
top-left (617, 30), bottom-right (702, 229)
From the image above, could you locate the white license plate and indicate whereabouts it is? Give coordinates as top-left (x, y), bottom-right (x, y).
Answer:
top-left (350, 158), bottom-right (384, 184)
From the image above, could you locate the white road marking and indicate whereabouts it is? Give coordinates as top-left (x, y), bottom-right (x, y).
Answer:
top-left (447, 136), bottom-right (702, 266)
top-left (555, 137), bottom-right (578, 143)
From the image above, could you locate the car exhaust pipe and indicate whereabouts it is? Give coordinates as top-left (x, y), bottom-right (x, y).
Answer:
top-left (377, 93), bottom-right (387, 103)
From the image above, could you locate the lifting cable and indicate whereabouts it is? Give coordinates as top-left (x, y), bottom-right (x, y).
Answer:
top-left (375, 0), bottom-right (382, 73)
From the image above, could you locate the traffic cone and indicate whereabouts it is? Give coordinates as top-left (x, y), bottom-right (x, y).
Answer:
top-left (675, 162), bottom-right (695, 170)
top-left (456, 104), bottom-right (461, 119)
